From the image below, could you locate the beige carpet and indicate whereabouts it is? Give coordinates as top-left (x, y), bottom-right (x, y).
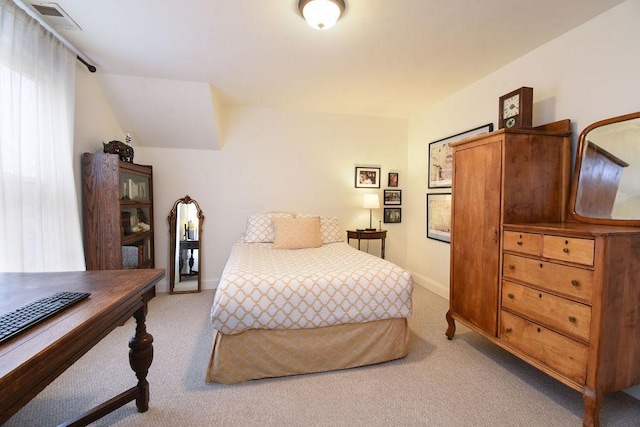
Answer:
top-left (5, 285), bottom-right (640, 426)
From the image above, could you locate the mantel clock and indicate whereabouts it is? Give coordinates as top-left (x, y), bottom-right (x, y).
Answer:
top-left (498, 87), bottom-right (533, 129)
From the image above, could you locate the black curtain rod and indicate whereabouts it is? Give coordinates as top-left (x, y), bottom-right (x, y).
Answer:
top-left (77, 55), bottom-right (96, 73)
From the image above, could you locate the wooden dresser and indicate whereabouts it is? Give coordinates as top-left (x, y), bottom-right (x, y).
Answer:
top-left (500, 222), bottom-right (640, 426)
top-left (446, 120), bottom-right (640, 426)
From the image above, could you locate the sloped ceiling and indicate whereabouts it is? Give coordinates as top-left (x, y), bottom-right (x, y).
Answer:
top-left (98, 75), bottom-right (223, 150)
top-left (23, 0), bottom-right (627, 149)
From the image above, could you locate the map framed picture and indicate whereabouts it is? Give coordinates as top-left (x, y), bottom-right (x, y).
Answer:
top-left (427, 193), bottom-right (452, 243)
top-left (428, 123), bottom-right (493, 188)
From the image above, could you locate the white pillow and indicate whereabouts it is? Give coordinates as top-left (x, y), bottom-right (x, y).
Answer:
top-left (297, 214), bottom-right (343, 244)
top-left (244, 212), bottom-right (294, 243)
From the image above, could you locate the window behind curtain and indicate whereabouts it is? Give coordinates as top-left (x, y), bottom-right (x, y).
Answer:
top-left (0, 0), bottom-right (85, 272)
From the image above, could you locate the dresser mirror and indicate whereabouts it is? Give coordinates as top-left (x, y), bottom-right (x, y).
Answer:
top-left (168, 195), bottom-right (204, 294)
top-left (569, 111), bottom-right (640, 225)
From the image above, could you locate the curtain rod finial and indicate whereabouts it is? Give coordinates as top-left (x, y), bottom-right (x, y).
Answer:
top-left (76, 55), bottom-right (96, 73)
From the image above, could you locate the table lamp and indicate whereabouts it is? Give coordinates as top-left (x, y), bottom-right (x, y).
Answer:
top-left (363, 194), bottom-right (380, 231)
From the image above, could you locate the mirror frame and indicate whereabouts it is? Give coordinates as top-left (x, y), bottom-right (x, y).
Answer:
top-left (568, 111), bottom-right (640, 226)
top-left (168, 195), bottom-right (204, 294)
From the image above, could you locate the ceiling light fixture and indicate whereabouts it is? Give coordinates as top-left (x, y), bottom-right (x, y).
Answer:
top-left (298, 0), bottom-right (345, 30)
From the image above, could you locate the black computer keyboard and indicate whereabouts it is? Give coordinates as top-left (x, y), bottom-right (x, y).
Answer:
top-left (0, 291), bottom-right (91, 344)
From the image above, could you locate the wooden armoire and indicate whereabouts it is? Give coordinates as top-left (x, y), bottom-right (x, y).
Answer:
top-left (446, 126), bottom-right (572, 337)
top-left (446, 118), bottom-right (640, 427)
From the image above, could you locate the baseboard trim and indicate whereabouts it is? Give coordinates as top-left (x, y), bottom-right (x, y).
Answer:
top-left (407, 269), bottom-right (449, 300)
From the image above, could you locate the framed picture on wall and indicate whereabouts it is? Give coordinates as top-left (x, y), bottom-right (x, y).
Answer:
top-left (428, 123), bottom-right (493, 188)
top-left (355, 166), bottom-right (381, 188)
top-left (427, 193), bottom-right (452, 243)
top-left (388, 172), bottom-right (399, 187)
top-left (384, 208), bottom-right (401, 223)
top-left (384, 189), bottom-right (402, 205)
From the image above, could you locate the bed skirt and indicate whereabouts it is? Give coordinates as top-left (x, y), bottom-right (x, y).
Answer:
top-left (206, 318), bottom-right (409, 384)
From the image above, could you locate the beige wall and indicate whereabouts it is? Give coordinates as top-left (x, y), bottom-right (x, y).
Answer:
top-left (72, 90), bottom-right (409, 291)
top-left (140, 106), bottom-right (408, 290)
top-left (406, 0), bottom-right (640, 299)
top-left (73, 66), bottom-right (126, 223)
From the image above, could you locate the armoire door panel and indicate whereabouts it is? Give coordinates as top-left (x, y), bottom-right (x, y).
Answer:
top-left (450, 140), bottom-right (502, 335)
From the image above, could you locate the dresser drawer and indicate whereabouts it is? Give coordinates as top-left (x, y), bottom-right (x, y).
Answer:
top-left (502, 254), bottom-right (593, 303)
top-left (502, 281), bottom-right (591, 342)
top-left (503, 231), bottom-right (541, 256)
top-left (543, 235), bottom-right (594, 266)
top-left (500, 310), bottom-right (588, 384)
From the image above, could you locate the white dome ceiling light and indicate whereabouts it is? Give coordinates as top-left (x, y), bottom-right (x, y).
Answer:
top-left (298, 0), bottom-right (346, 30)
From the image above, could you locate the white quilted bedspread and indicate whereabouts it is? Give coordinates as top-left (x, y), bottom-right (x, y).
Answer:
top-left (210, 240), bottom-right (414, 335)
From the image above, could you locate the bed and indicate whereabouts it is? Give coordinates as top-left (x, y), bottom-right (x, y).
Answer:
top-left (206, 213), bottom-right (414, 384)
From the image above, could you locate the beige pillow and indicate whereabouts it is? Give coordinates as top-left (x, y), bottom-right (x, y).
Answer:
top-left (272, 217), bottom-right (322, 249)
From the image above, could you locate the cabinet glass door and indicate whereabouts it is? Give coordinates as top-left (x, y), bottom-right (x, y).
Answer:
top-left (120, 172), bottom-right (150, 202)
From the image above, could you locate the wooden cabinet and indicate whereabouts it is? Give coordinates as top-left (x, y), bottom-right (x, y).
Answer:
top-left (501, 223), bottom-right (640, 426)
top-left (82, 153), bottom-right (155, 270)
top-left (446, 128), bottom-right (571, 337)
top-left (445, 125), bottom-right (640, 425)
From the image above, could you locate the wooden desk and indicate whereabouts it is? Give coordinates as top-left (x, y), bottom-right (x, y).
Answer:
top-left (0, 269), bottom-right (165, 426)
top-left (347, 230), bottom-right (387, 259)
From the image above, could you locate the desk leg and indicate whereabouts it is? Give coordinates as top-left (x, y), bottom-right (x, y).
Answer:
top-left (381, 238), bottom-right (385, 259)
top-left (129, 304), bottom-right (154, 412)
top-left (60, 301), bottom-right (155, 426)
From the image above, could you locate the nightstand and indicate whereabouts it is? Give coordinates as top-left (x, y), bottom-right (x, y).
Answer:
top-left (347, 230), bottom-right (387, 259)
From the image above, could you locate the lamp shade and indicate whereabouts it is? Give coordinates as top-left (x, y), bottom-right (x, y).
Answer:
top-left (299, 0), bottom-right (345, 30)
top-left (363, 194), bottom-right (380, 209)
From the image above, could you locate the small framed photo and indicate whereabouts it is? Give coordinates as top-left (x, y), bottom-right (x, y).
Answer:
top-left (427, 193), bottom-right (452, 243)
top-left (388, 172), bottom-right (399, 187)
top-left (428, 123), bottom-right (493, 188)
top-left (355, 166), bottom-right (381, 188)
top-left (384, 189), bottom-right (402, 205)
top-left (384, 207), bottom-right (401, 223)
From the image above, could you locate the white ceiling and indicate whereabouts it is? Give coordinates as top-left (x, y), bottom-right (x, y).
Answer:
top-left (28, 0), bottom-right (626, 145)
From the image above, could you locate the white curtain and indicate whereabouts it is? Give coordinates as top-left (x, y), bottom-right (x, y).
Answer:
top-left (0, 0), bottom-right (85, 272)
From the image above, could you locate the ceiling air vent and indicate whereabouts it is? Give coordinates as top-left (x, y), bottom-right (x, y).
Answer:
top-left (29, 2), bottom-right (81, 31)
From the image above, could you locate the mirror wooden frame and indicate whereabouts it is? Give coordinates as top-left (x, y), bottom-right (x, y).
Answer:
top-left (568, 111), bottom-right (640, 226)
top-left (168, 195), bottom-right (204, 294)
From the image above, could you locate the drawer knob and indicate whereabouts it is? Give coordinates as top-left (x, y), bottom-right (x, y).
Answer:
top-left (508, 293), bottom-right (514, 299)
top-left (517, 241), bottom-right (523, 246)
top-left (568, 316), bottom-right (577, 323)
top-left (508, 264), bottom-right (515, 270)
top-left (505, 327), bottom-right (512, 333)
top-left (563, 248), bottom-right (570, 253)
top-left (571, 280), bottom-right (579, 287)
